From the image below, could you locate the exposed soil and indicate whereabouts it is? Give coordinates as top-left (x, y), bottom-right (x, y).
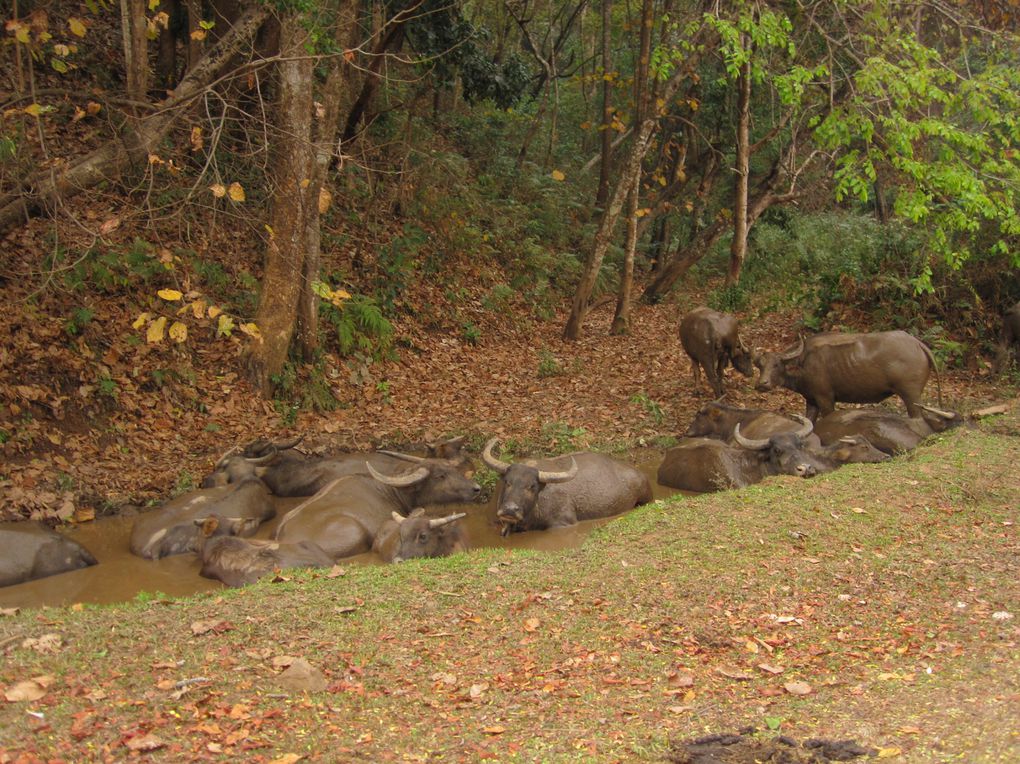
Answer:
top-left (669, 733), bottom-right (875, 763)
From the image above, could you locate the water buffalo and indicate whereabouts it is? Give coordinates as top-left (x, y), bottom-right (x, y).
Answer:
top-left (657, 416), bottom-right (827, 492)
top-left (481, 439), bottom-right (652, 535)
top-left (372, 508), bottom-right (469, 562)
top-left (684, 401), bottom-right (822, 448)
top-left (194, 514), bottom-right (334, 588)
top-left (202, 437), bottom-right (472, 496)
top-left (0, 522), bottom-right (98, 587)
top-left (130, 478), bottom-right (274, 559)
top-left (273, 461), bottom-right (481, 559)
top-left (813, 405), bottom-right (963, 455)
top-left (811, 435), bottom-right (891, 469)
top-left (994, 302), bottom-right (1020, 372)
top-left (754, 331), bottom-right (942, 420)
top-left (679, 307), bottom-right (754, 397)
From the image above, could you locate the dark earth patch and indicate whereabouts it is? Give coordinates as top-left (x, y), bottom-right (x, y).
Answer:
top-left (668, 732), bottom-right (876, 763)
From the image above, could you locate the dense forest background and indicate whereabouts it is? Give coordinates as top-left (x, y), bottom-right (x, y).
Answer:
top-left (1, 0), bottom-right (1018, 520)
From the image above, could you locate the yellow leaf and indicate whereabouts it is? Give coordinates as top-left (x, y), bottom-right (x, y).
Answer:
top-left (190, 299), bottom-right (207, 319)
top-left (239, 322), bottom-right (262, 342)
top-left (877, 747), bottom-right (901, 758)
top-left (217, 314), bottom-right (235, 337)
top-left (190, 126), bottom-right (203, 151)
top-left (190, 29), bottom-right (207, 41)
top-left (146, 316), bottom-right (167, 344)
top-left (551, 170), bottom-right (566, 182)
top-left (318, 188), bottom-right (333, 214)
top-left (157, 289), bottom-right (183, 301)
top-left (87, 101), bottom-right (102, 116)
top-left (209, 183), bottom-right (226, 198)
top-left (148, 153), bottom-right (164, 165)
top-left (300, 178), bottom-right (311, 189)
top-left (71, 106), bottom-right (86, 123)
top-left (207, 305), bottom-right (222, 319)
top-left (148, 0), bottom-right (161, 10)
top-left (24, 103), bottom-right (42, 117)
top-left (132, 312), bottom-right (151, 330)
top-left (15, 26), bottom-right (31, 44)
top-left (69, 18), bottom-right (87, 37)
top-left (227, 182), bottom-right (245, 202)
top-left (168, 321), bottom-right (188, 343)
top-left (658, 176), bottom-right (667, 186)
top-left (635, 208), bottom-right (651, 218)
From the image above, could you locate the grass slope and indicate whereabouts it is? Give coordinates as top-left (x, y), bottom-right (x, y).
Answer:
top-left (1, 416), bottom-right (1018, 763)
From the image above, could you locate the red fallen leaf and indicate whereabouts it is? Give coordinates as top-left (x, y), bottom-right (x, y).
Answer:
top-left (191, 619), bottom-right (233, 635)
top-left (757, 663), bottom-right (785, 675)
top-left (483, 726), bottom-right (506, 735)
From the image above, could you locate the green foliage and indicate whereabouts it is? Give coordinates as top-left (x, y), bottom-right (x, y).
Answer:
top-left (64, 307), bottom-right (95, 336)
top-left (461, 322), bottom-right (481, 345)
top-left (320, 293), bottom-right (394, 360)
top-left (537, 349), bottom-right (563, 378)
top-left (174, 471), bottom-right (195, 495)
top-left (374, 225), bottom-right (425, 313)
top-left (52, 239), bottom-right (164, 293)
top-left (538, 421), bottom-right (588, 453)
top-left (97, 376), bottom-right (118, 399)
top-left (629, 392), bottom-right (665, 425)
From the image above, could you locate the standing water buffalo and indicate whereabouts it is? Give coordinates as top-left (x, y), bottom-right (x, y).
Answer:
top-left (372, 508), bottom-right (469, 562)
top-left (679, 307), bottom-right (755, 397)
top-left (754, 331), bottom-right (942, 420)
top-left (202, 436), bottom-right (472, 496)
top-left (813, 405), bottom-right (963, 455)
top-left (995, 302), bottom-right (1020, 373)
top-left (481, 439), bottom-right (652, 535)
top-left (129, 477), bottom-right (275, 559)
top-left (273, 461), bottom-right (481, 559)
top-left (657, 416), bottom-right (827, 492)
top-left (0, 522), bottom-right (98, 587)
top-left (194, 514), bottom-right (335, 588)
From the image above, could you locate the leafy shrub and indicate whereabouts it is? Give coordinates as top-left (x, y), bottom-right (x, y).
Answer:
top-left (320, 293), bottom-right (394, 360)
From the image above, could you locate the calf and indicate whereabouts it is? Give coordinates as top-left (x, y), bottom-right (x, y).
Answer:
top-left (679, 307), bottom-right (754, 397)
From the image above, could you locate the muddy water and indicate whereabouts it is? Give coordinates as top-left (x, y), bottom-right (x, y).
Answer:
top-left (0, 450), bottom-right (682, 610)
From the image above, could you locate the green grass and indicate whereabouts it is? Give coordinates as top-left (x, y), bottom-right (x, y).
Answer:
top-left (1, 416), bottom-right (1018, 762)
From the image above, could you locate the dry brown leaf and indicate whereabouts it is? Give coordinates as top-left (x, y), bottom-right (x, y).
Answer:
top-left (783, 680), bottom-right (812, 695)
top-left (716, 666), bottom-right (754, 681)
top-left (125, 733), bottom-right (166, 752)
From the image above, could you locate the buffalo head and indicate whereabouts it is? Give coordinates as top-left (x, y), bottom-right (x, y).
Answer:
top-left (732, 413), bottom-right (821, 478)
top-left (376, 508), bottom-right (469, 563)
top-left (366, 454), bottom-right (481, 504)
top-left (482, 439), bottom-right (577, 536)
top-left (753, 337), bottom-right (803, 393)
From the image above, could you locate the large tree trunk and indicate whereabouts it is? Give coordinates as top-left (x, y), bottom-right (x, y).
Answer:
top-left (120, 0), bottom-right (150, 102)
top-left (727, 47), bottom-right (751, 286)
top-left (0, 5), bottom-right (270, 233)
top-left (246, 14), bottom-right (317, 393)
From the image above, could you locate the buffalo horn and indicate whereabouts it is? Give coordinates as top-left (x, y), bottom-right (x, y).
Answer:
top-left (367, 462), bottom-right (429, 487)
top-left (792, 414), bottom-right (814, 439)
top-left (377, 450), bottom-right (426, 464)
top-left (213, 445), bottom-right (242, 469)
top-left (733, 424), bottom-right (769, 450)
top-left (537, 457), bottom-right (578, 484)
top-left (429, 512), bottom-right (467, 528)
top-left (919, 404), bottom-right (955, 419)
top-left (273, 435), bottom-right (304, 450)
top-left (779, 335), bottom-right (805, 361)
top-left (481, 438), bottom-right (511, 474)
top-left (243, 447), bottom-right (278, 466)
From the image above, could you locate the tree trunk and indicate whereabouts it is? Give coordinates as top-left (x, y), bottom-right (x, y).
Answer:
top-left (246, 14), bottom-right (317, 394)
top-left (640, 218), bottom-right (728, 303)
top-left (120, 0), bottom-right (150, 102)
top-left (727, 47), bottom-right (751, 287)
top-left (0, 5), bottom-right (271, 233)
top-left (595, 0), bottom-right (613, 209)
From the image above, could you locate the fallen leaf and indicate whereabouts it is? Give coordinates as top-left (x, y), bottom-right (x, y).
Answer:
top-left (483, 726), bottom-right (506, 735)
top-left (757, 663), bottom-right (785, 675)
top-left (877, 747), bottom-right (902, 758)
top-left (268, 755), bottom-right (304, 764)
top-left (125, 733), bottom-right (165, 752)
top-left (5, 677), bottom-right (52, 702)
top-left (272, 655), bottom-right (297, 670)
top-left (276, 658), bottom-right (327, 693)
top-left (523, 617), bottom-right (540, 632)
top-left (190, 619), bottom-right (232, 636)
top-left (716, 666), bottom-right (754, 681)
top-left (326, 566), bottom-right (346, 578)
top-left (783, 680), bottom-right (812, 695)
top-left (21, 634), bottom-right (63, 653)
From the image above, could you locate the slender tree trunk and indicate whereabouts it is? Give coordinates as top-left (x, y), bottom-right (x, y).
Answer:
top-left (595, 0), bottom-right (613, 209)
top-left (727, 47), bottom-right (751, 287)
top-left (121, 0), bottom-right (150, 102)
top-left (640, 219), bottom-right (728, 302)
top-left (246, 14), bottom-right (316, 393)
top-left (610, 0), bottom-right (654, 335)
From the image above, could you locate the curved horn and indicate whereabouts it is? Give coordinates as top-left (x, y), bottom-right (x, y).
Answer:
top-left (367, 462), bottom-right (429, 487)
top-left (791, 414), bottom-right (814, 439)
top-left (429, 512), bottom-right (467, 528)
top-left (377, 450), bottom-right (426, 464)
top-left (537, 456), bottom-right (579, 484)
top-left (733, 423), bottom-right (770, 450)
top-left (779, 336), bottom-right (805, 361)
top-left (273, 435), bottom-right (304, 450)
top-left (481, 438), bottom-right (511, 474)
top-left (244, 447), bottom-right (278, 466)
top-left (391, 511), bottom-right (406, 524)
top-left (919, 404), bottom-right (955, 420)
top-left (214, 445), bottom-right (242, 469)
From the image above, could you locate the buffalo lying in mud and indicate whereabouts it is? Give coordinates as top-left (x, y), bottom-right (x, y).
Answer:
top-left (481, 439), bottom-right (652, 535)
top-left (814, 405), bottom-right (963, 455)
top-left (273, 461), bottom-right (481, 560)
top-left (657, 416), bottom-right (828, 493)
top-left (0, 522), bottom-right (98, 587)
top-left (679, 307), bottom-right (754, 397)
top-left (372, 508), bottom-right (469, 563)
top-left (684, 401), bottom-right (822, 448)
top-left (202, 436), bottom-right (472, 497)
top-left (754, 330), bottom-right (942, 420)
top-left (194, 514), bottom-right (334, 588)
top-left (995, 302), bottom-right (1020, 373)
top-left (130, 478), bottom-right (275, 559)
